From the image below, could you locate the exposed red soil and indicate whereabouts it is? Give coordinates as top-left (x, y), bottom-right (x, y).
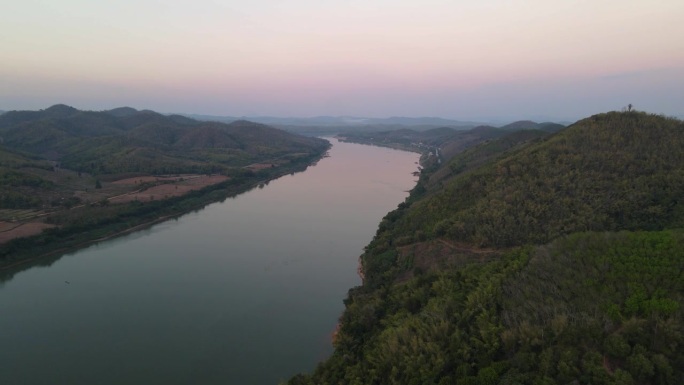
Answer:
top-left (395, 238), bottom-right (499, 281)
top-left (112, 175), bottom-right (200, 185)
top-left (0, 175), bottom-right (229, 244)
top-left (0, 222), bottom-right (55, 244)
top-left (0, 222), bottom-right (16, 232)
top-left (109, 175), bottom-right (229, 204)
top-left (245, 163), bottom-right (276, 171)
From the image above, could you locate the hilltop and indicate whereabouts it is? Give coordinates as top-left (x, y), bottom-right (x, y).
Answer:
top-left (289, 111), bottom-right (684, 385)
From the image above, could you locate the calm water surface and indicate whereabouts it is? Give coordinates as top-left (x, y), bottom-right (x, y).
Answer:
top-left (0, 139), bottom-right (419, 385)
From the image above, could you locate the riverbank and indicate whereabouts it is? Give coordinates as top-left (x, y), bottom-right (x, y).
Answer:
top-left (335, 135), bottom-right (423, 154)
top-left (0, 138), bottom-right (421, 385)
top-left (0, 149), bottom-right (329, 271)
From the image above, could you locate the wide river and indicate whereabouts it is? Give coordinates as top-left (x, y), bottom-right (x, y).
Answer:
top-left (0, 139), bottom-right (419, 385)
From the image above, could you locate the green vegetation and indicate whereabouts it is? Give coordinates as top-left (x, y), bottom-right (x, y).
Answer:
top-left (339, 120), bottom-right (565, 161)
top-left (0, 146), bottom-right (55, 209)
top-left (0, 104), bottom-right (328, 176)
top-left (395, 112), bottom-right (684, 249)
top-left (289, 111), bottom-right (684, 384)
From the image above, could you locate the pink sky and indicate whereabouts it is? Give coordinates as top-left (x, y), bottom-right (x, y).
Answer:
top-left (2, 0), bottom-right (683, 120)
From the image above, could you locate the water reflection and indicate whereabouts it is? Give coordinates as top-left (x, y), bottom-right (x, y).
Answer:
top-left (0, 139), bottom-right (418, 385)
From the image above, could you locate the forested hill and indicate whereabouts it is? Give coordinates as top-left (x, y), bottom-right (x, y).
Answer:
top-left (289, 111), bottom-right (684, 385)
top-left (0, 104), bottom-right (328, 175)
top-left (394, 111), bottom-right (684, 249)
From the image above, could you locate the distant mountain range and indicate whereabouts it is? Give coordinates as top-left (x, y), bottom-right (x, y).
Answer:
top-left (2, 107), bottom-right (576, 132)
top-left (182, 114), bottom-right (482, 128)
top-left (181, 113), bottom-right (573, 136)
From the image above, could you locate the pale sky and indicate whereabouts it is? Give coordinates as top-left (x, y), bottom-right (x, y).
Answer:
top-left (1, 0), bottom-right (683, 120)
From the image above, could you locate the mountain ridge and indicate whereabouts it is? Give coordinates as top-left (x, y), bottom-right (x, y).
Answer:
top-left (0, 105), bottom-right (328, 175)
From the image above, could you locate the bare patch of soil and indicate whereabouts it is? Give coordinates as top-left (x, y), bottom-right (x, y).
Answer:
top-left (395, 238), bottom-right (499, 282)
top-left (0, 175), bottom-right (229, 244)
top-left (0, 222), bottom-right (55, 244)
top-left (245, 163), bottom-right (276, 171)
top-left (109, 175), bottom-right (229, 204)
top-left (0, 222), bottom-right (17, 232)
top-left (112, 175), bottom-right (201, 185)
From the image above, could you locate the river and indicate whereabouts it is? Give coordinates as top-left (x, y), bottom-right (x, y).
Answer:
top-left (0, 138), bottom-right (419, 385)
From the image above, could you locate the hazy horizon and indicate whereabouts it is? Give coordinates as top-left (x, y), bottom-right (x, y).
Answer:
top-left (2, 1), bottom-right (683, 121)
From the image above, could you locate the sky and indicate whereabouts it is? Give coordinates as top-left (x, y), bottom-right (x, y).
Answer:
top-left (1, 0), bottom-right (683, 121)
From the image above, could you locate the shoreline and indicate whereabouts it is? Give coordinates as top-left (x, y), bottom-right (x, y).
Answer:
top-left (0, 212), bottom-right (179, 271)
top-left (0, 151), bottom-right (329, 272)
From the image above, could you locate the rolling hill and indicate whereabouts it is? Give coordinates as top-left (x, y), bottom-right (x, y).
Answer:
top-left (0, 105), bottom-right (328, 175)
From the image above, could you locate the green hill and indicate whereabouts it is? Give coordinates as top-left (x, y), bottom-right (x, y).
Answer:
top-left (339, 121), bottom-right (563, 163)
top-left (0, 105), bottom-right (330, 210)
top-left (289, 111), bottom-right (684, 385)
top-left (0, 105), bottom-right (328, 175)
top-left (398, 112), bottom-right (684, 249)
top-left (340, 125), bottom-right (510, 161)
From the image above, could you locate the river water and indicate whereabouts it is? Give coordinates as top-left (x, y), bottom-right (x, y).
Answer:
top-left (0, 139), bottom-right (419, 385)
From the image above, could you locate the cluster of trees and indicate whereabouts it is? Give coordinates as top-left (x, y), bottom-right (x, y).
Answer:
top-left (0, 169), bottom-right (53, 209)
top-left (0, 147), bottom-right (56, 209)
top-left (289, 111), bottom-right (684, 384)
top-left (293, 232), bottom-right (682, 385)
